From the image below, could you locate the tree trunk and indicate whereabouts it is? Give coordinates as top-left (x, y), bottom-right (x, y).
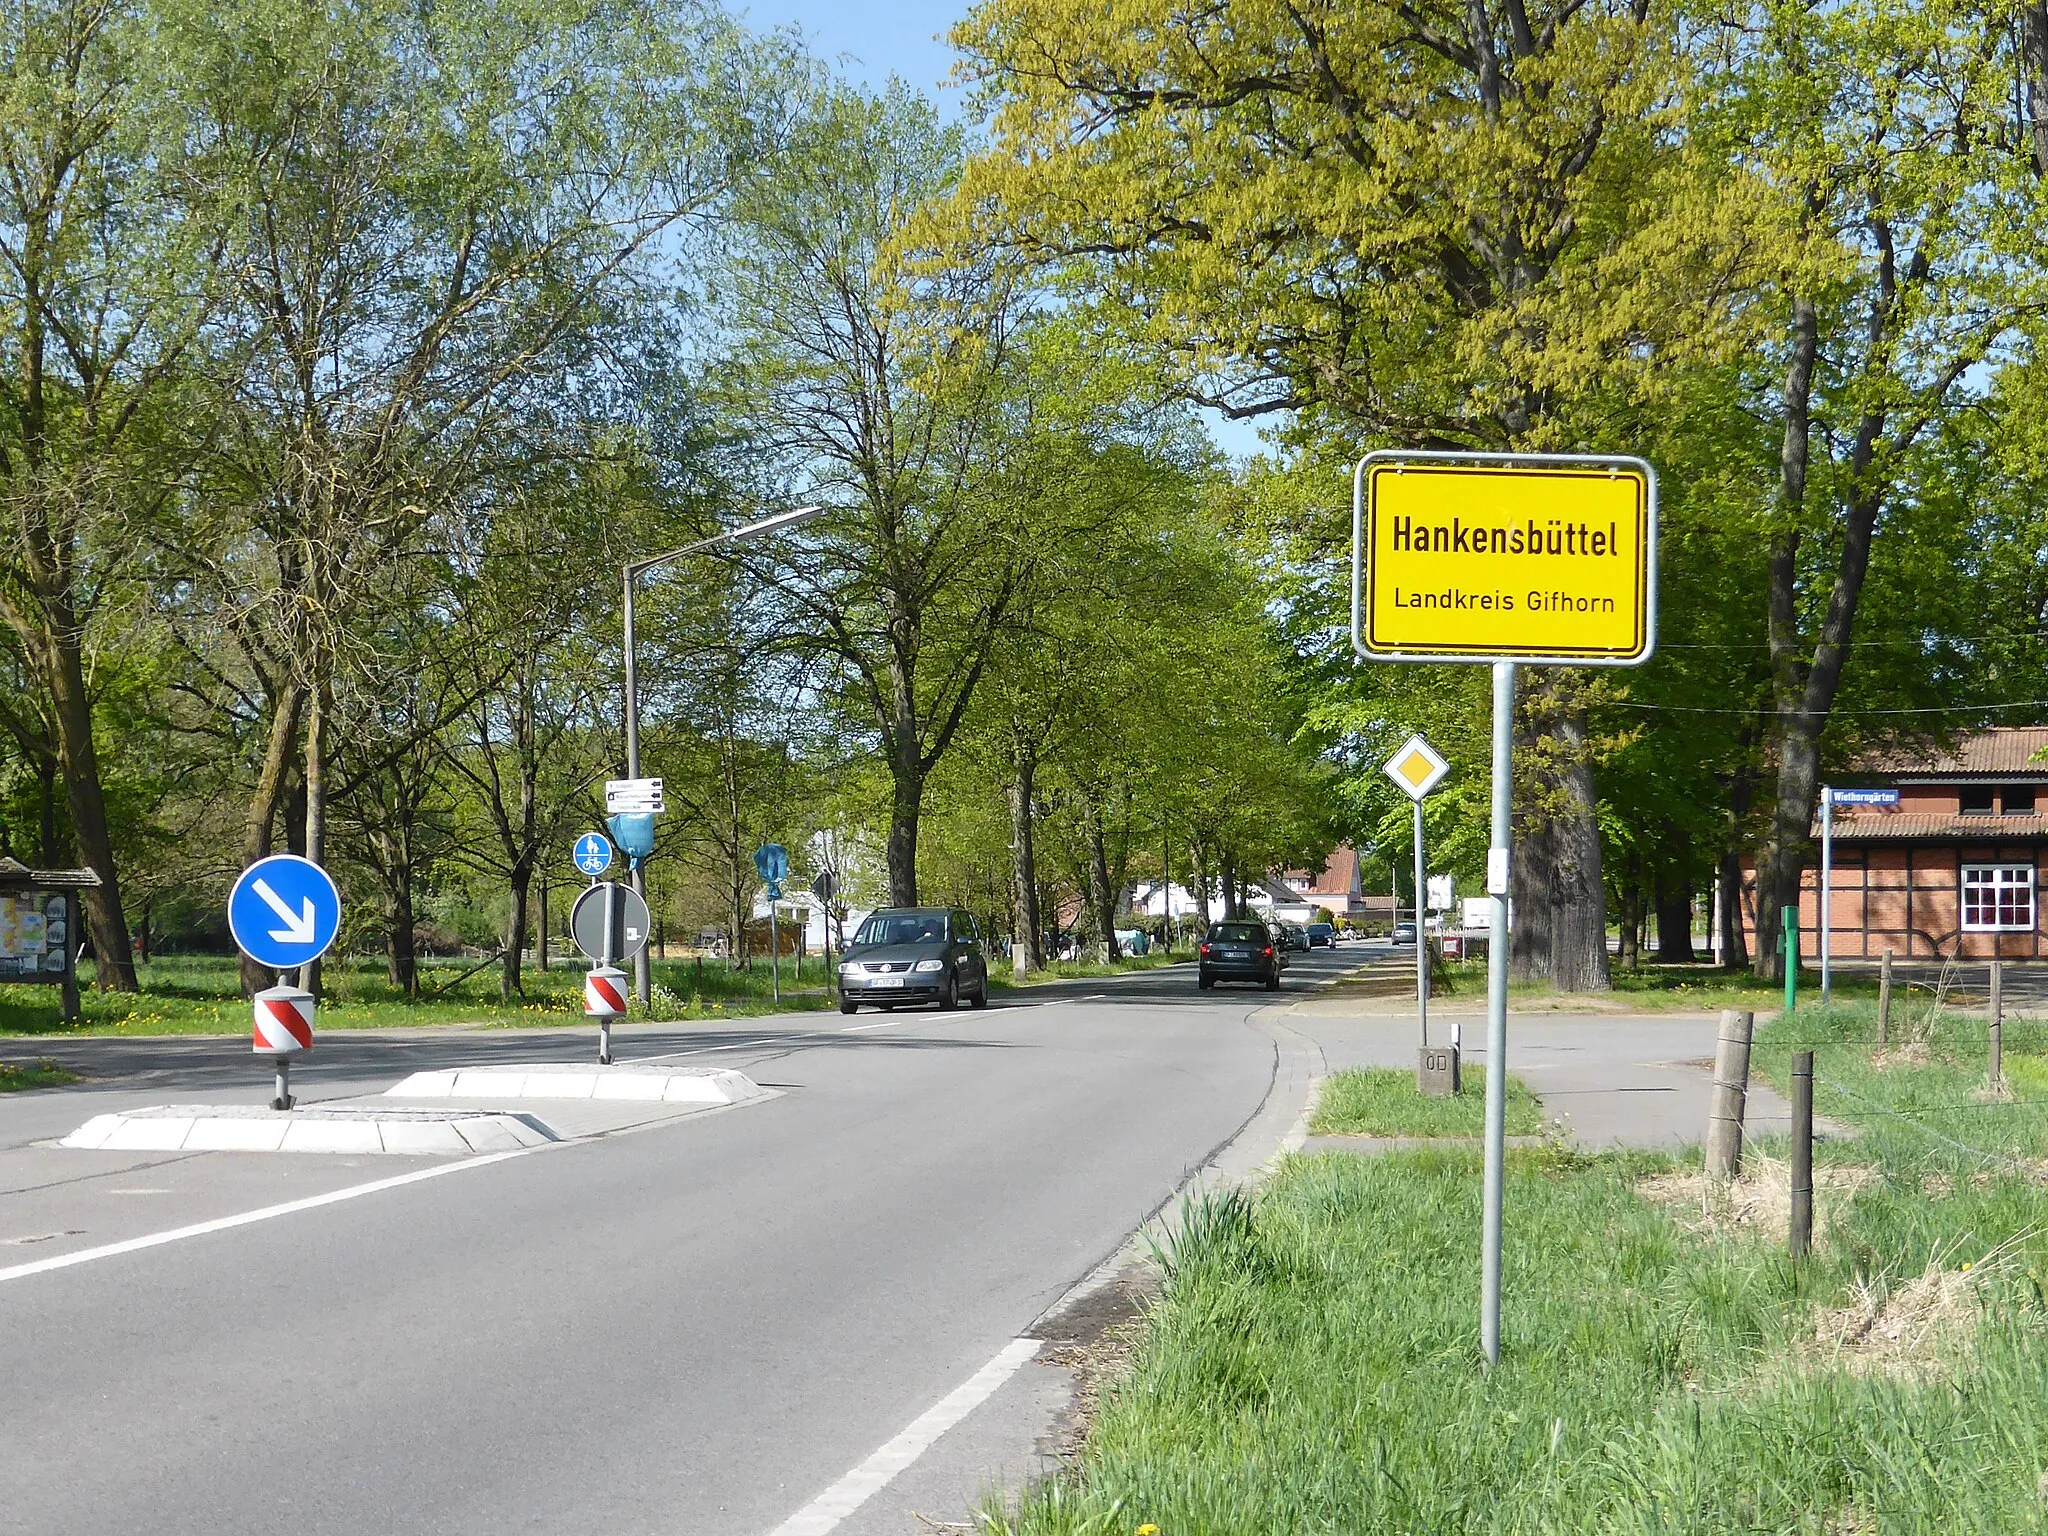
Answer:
top-left (1716, 850), bottom-right (1750, 969)
top-left (1548, 704), bottom-right (1610, 993)
top-left (37, 753), bottom-right (56, 866)
top-left (1618, 852), bottom-right (1643, 970)
top-left (537, 881), bottom-right (549, 972)
top-left (382, 835), bottom-right (418, 995)
top-left (2024, 3), bottom-right (2048, 178)
top-left (1008, 741), bottom-right (1041, 979)
top-left (1509, 699), bottom-right (1554, 984)
top-left (1191, 840), bottom-right (1212, 928)
top-left (1220, 849), bottom-right (1237, 919)
top-left (240, 684), bottom-right (305, 996)
top-left (46, 638), bottom-right (136, 990)
top-left (885, 741), bottom-right (922, 907)
top-left (1086, 796), bottom-right (1119, 962)
top-left (501, 861), bottom-right (530, 1002)
top-left (299, 682), bottom-right (327, 995)
top-left (1655, 873), bottom-right (1695, 963)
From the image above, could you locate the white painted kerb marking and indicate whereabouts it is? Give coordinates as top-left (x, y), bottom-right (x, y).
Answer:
top-left (0, 1145), bottom-right (538, 1285)
top-left (768, 1337), bottom-right (1042, 1536)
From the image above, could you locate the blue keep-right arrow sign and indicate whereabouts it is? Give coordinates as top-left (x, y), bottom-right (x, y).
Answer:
top-left (228, 855), bottom-right (343, 971)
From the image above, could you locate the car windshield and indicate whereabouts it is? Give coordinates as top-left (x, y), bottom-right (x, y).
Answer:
top-left (855, 912), bottom-right (948, 946)
top-left (1209, 923), bottom-right (1266, 942)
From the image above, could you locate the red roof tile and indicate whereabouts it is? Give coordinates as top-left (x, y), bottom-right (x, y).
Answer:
top-left (1863, 727), bottom-right (2048, 777)
top-left (1826, 812), bottom-right (2048, 841)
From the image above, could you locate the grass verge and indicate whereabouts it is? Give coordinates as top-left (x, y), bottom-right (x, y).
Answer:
top-left (989, 992), bottom-right (2048, 1533)
top-left (0, 953), bottom-right (835, 1037)
top-left (1310, 1066), bottom-right (1541, 1137)
top-left (991, 954), bottom-right (1184, 987)
top-left (0, 1057), bottom-right (76, 1091)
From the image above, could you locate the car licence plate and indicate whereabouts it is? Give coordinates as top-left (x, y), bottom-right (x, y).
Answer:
top-left (871, 976), bottom-right (906, 988)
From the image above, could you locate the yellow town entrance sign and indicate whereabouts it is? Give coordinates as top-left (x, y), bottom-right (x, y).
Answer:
top-left (1352, 454), bottom-right (1656, 664)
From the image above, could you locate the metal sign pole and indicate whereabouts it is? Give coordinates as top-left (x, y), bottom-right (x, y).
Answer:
top-left (771, 902), bottom-right (781, 1005)
top-left (1820, 786), bottom-right (1833, 1007)
top-left (1414, 797), bottom-right (1428, 1049)
top-left (601, 880), bottom-right (617, 1063)
top-left (1481, 660), bottom-right (1516, 1368)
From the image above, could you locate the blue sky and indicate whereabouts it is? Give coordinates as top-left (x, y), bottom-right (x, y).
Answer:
top-left (741, 1), bottom-right (1273, 461)
top-left (746, 0), bottom-right (969, 100)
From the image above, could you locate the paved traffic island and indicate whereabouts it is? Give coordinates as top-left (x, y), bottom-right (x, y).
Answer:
top-left (60, 1103), bottom-right (556, 1155)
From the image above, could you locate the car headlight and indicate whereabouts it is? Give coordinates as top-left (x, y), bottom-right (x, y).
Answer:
top-left (839, 962), bottom-right (863, 977)
top-left (913, 958), bottom-right (944, 972)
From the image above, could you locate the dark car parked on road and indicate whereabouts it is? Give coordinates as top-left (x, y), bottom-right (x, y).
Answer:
top-left (1198, 920), bottom-right (1283, 991)
top-left (1306, 922), bottom-right (1337, 948)
top-left (839, 906), bottom-right (990, 1014)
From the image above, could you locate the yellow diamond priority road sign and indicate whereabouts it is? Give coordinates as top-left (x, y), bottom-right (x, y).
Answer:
top-left (1353, 453), bottom-right (1656, 664)
top-left (1383, 734), bottom-right (1448, 802)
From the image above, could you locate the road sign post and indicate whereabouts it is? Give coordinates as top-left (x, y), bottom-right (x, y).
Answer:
top-left (570, 881), bottom-right (650, 1063)
top-left (1384, 735), bottom-right (1450, 1088)
top-left (228, 855), bottom-right (342, 1108)
top-left (1353, 449), bottom-right (1656, 1368)
top-left (754, 845), bottom-right (789, 1006)
top-left (1818, 787), bottom-right (1897, 1009)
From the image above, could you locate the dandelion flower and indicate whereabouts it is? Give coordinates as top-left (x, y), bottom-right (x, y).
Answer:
top-left (1137, 1527), bottom-right (1159, 1536)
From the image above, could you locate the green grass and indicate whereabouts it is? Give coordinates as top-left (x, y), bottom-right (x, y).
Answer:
top-left (989, 991), bottom-right (2048, 1534)
top-left (1441, 960), bottom-right (1884, 1013)
top-left (0, 952), bottom-right (836, 1037)
top-left (991, 953), bottom-right (1184, 987)
top-left (0, 1057), bottom-right (76, 1090)
top-left (1311, 1066), bottom-right (1541, 1137)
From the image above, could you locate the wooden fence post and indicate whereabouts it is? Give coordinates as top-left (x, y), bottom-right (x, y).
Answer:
top-left (1990, 959), bottom-right (2003, 1092)
top-left (1706, 1009), bottom-right (1754, 1180)
top-left (1878, 948), bottom-right (1892, 1047)
top-left (1790, 1050), bottom-right (1814, 1259)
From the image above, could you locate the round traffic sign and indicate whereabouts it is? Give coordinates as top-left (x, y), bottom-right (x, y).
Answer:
top-left (570, 882), bottom-right (652, 964)
top-left (228, 855), bottom-right (343, 971)
top-left (573, 832), bottom-right (614, 877)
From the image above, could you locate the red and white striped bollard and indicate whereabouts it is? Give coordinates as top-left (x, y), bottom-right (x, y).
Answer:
top-left (253, 983), bottom-right (313, 1109)
top-left (586, 966), bottom-right (627, 1064)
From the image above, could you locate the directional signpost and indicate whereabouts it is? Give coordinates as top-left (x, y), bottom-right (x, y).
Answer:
top-left (1354, 449), bottom-right (1656, 1367)
top-left (755, 844), bottom-right (790, 1003)
top-left (573, 832), bottom-right (614, 879)
top-left (1384, 735), bottom-right (1451, 1090)
top-left (570, 881), bottom-right (650, 1064)
top-left (1819, 786), bottom-right (1901, 1005)
top-left (228, 854), bottom-right (342, 1109)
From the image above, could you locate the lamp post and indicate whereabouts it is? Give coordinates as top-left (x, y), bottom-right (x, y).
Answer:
top-left (622, 504), bottom-right (823, 1004)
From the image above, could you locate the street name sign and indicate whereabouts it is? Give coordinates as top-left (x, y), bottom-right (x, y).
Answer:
top-left (1354, 454), bottom-right (1656, 664)
top-left (573, 832), bottom-right (614, 877)
top-left (228, 854), bottom-right (342, 972)
top-left (1831, 787), bottom-right (1900, 807)
top-left (1383, 735), bottom-right (1449, 801)
top-left (604, 777), bottom-right (665, 815)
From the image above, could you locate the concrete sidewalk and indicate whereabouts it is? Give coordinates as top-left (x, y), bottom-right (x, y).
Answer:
top-left (1285, 1002), bottom-right (1804, 1151)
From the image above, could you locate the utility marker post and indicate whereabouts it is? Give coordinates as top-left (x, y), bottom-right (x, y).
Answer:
top-left (1384, 734), bottom-right (1449, 1089)
top-left (1353, 449), bottom-right (1656, 1370)
top-left (1783, 907), bottom-right (1798, 1014)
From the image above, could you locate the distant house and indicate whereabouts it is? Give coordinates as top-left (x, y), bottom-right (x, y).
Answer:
top-left (1741, 727), bottom-right (2048, 961)
top-left (1275, 844), bottom-right (1390, 923)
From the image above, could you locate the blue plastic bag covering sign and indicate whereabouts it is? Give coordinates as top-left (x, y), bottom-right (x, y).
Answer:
top-left (228, 854), bottom-right (343, 970)
top-left (607, 814), bottom-right (657, 863)
top-left (753, 844), bottom-right (789, 883)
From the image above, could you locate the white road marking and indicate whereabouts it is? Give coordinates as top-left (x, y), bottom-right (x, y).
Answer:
top-left (0, 1145), bottom-right (540, 1285)
top-left (768, 1337), bottom-right (1043, 1535)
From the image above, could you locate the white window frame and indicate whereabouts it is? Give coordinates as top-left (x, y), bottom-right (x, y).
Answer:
top-left (1961, 864), bottom-right (2036, 932)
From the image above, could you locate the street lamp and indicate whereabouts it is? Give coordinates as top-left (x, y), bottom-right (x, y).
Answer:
top-left (622, 504), bottom-right (823, 1004)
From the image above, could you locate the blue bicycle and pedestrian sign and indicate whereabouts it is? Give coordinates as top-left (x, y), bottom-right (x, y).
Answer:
top-left (574, 832), bottom-right (614, 877)
top-left (228, 854), bottom-right (343, 971)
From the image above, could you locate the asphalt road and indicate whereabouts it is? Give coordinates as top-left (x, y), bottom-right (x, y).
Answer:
top-left (0, 949), bottom-right (1353, 1535)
